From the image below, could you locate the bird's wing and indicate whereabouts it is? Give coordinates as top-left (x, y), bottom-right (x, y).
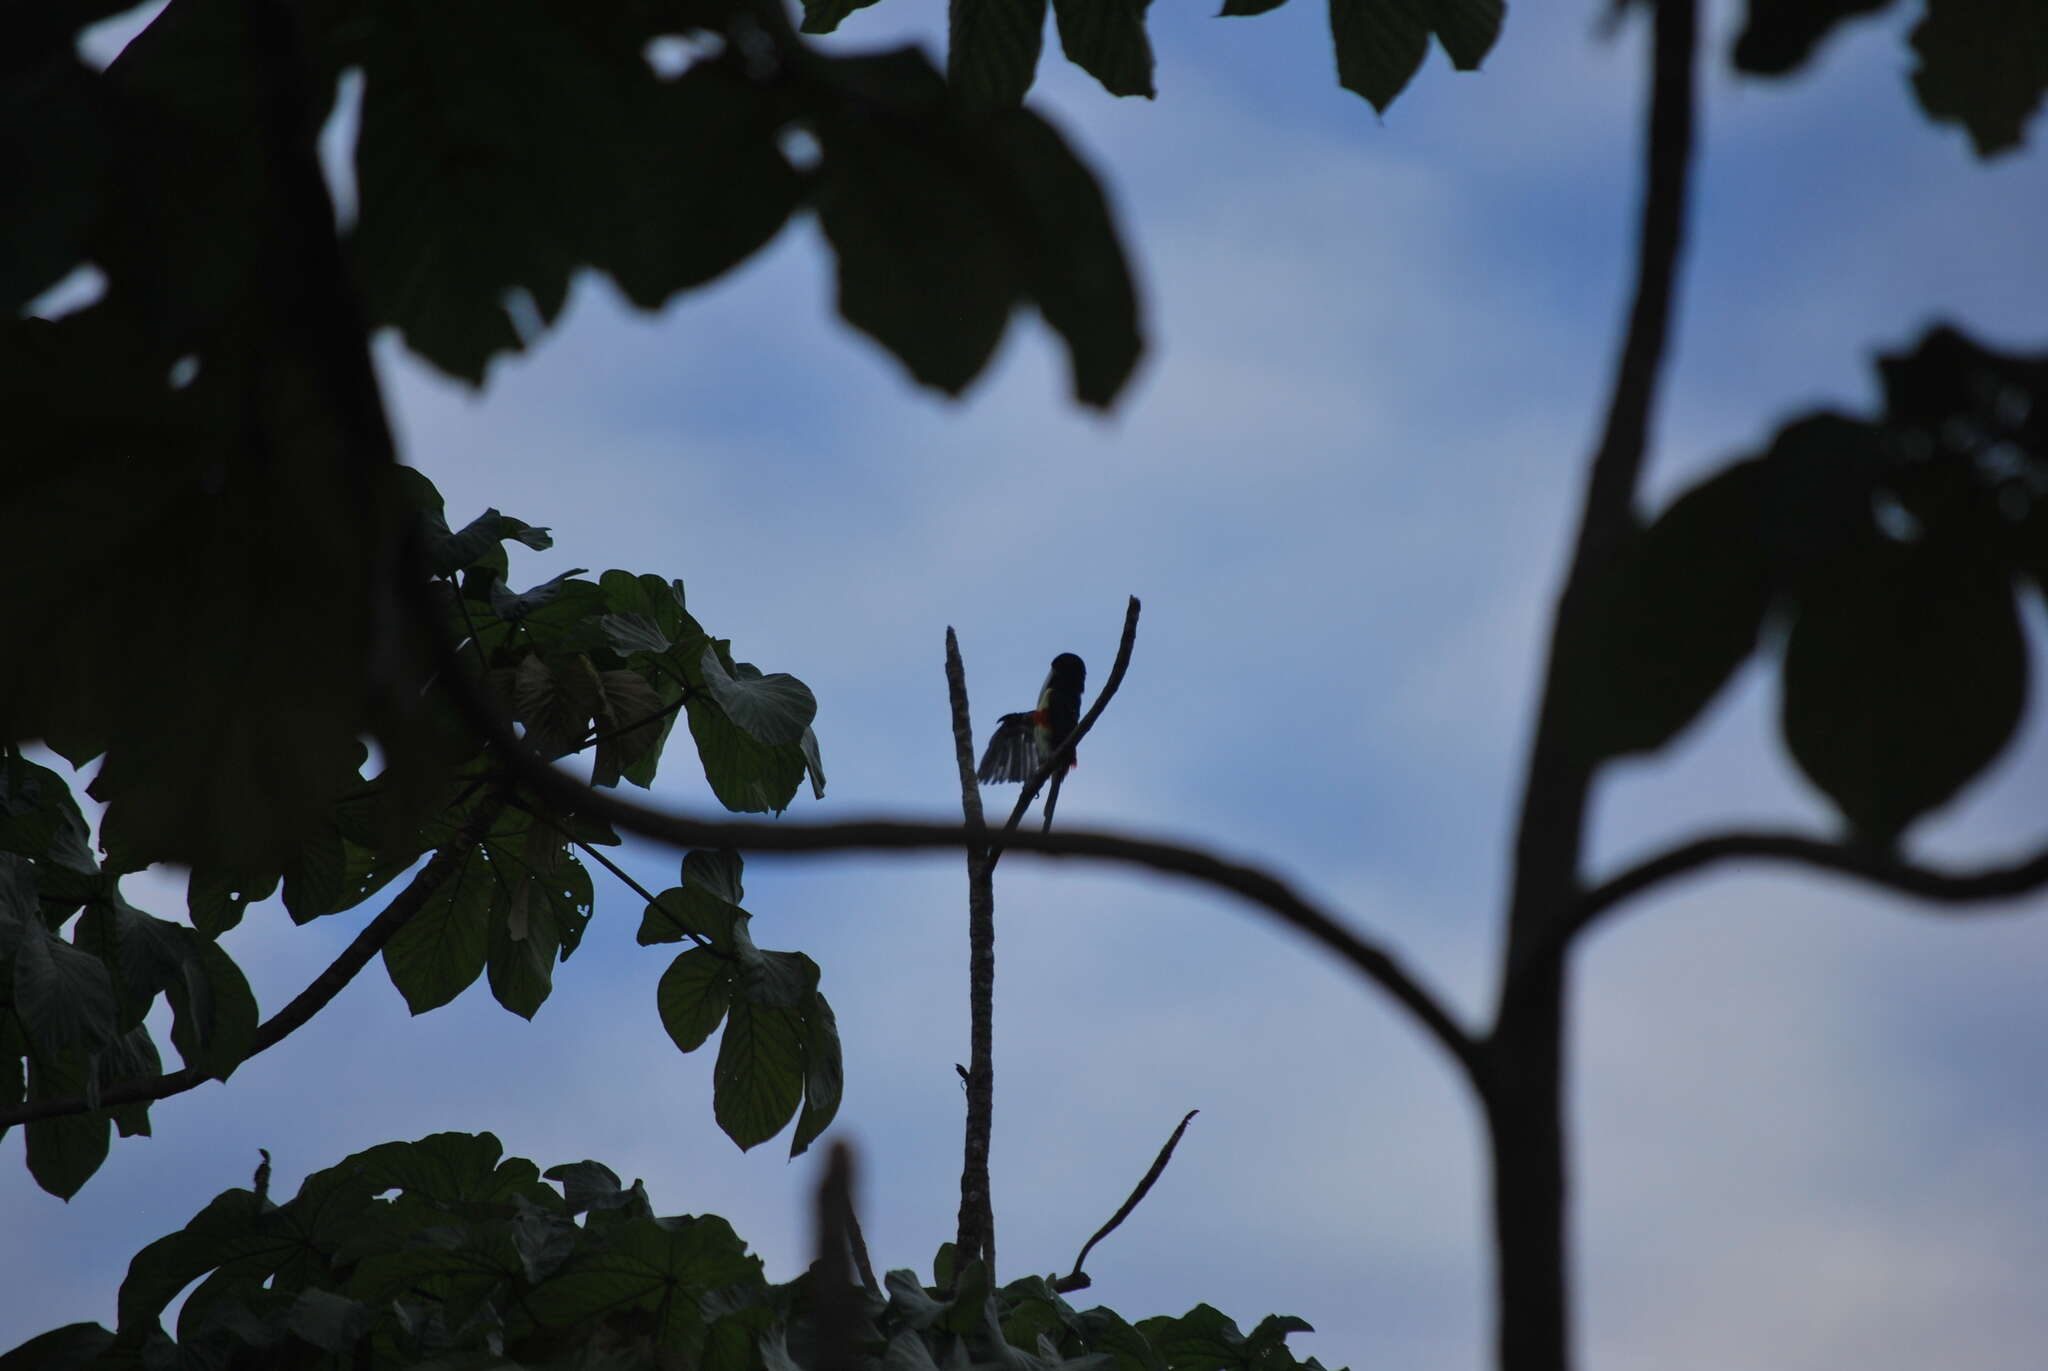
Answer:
top-left (976, 712), bottom-right (1041, 784)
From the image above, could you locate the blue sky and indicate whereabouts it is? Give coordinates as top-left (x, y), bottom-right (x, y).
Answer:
top-left (8, 2), bottom-right (2048, 1368)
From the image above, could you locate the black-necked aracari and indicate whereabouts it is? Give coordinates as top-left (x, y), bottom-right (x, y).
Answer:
top-left (976, 653), bottom-right (1086, 784)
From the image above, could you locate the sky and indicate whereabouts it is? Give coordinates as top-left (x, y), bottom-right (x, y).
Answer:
top-left (7, 1), bottom-right (2048, 1368)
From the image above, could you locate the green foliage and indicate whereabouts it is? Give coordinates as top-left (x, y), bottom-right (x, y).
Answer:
top-left (642, 851), bottom-right (843, 1156)
top-left (0, 461), bottom-right (834, 1193)
top-left (1733, 0), bottom-right (2046, 155)
top-left (1559, 326), bottom-right (2047, 844)
top-left (2, 0), bottom-right (1140, 882)
top-left (0, 1131), bottom-right (1341, 1371)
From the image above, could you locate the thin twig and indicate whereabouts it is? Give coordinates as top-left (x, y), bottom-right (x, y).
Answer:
top-left (1053, 1109), bottom-right (1199, 1294)
top-left (989, 597), bottom-right (1142, 871)
top-left (945, 629), bottom-right (999, 1273)
top-left (0, 793), bottom-right (508, 1129)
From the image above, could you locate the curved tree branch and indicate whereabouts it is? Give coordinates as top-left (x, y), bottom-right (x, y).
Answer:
top-left (492, 798), bottom-right (1484, 1081)
top-left (1510, 828), bottom-right (2048, 986)
top-left (411, 578), bottom-right (1481, 1081)
top-left (1, 793), bottom-right (507, 1130)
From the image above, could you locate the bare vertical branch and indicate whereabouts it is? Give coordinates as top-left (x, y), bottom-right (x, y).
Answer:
top-left (944, 630), bottom-right (998, 1275)
top-left (812, 1141), bottom-right (861, 1371)
top-left (1489, 3), bottom-right (1701, 1370)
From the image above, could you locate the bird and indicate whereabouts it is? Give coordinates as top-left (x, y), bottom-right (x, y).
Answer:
top-left (977, 653), bottom-right (1086, 784)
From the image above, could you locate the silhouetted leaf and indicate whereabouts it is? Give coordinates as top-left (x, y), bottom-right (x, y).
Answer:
top-left (801, 0), bottom-right (887, 34)
top-left (1051, 0), bottom-right (1156, 97)
top-left (0, 1322), bottom-right (116, 1371)
top-left (166, 938), bottom-right (259, 1082)
top-left (186, 869), bottom-right (278, 940)
top-left (1328, 0), bottom-right (1504, 112)
top-left (1782, 533), bottom-right (2027, 843)
top-left (1732, 0), bottom-right (1894, 75)
top-left (814, 56), bottom-right (1020, 396)
top-left (24, 1051), bottom-right (109, 1200)
top-left (0, 756), bottom-right (96, 877)
top-left (951, 0), bottom-right (1049, 110)
top-left (14, 922), bottom-right (116, 1059)
top-left (979, 110), bottom-right (1144, 408)
top-left (1910, 0), bottom-right (2048, 156)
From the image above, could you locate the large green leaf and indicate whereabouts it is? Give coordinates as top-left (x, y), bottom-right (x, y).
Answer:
top-left (1782, 533), bottom-right (2027, 843)
top-left (383, 849), bottom-right (494, 1013)
top-left (700, 649), bottom-right (818, 747)
top-left (74, 890), bottom-right (195, 1033)
top-left (686, 696), bottom-right (811, 815)
top-left (524, 1214), bottom-right (760, 1347)
top-left (712, 997), bottom-right (809, 1152)
top-left (0, 755), bottom-right (96, 877)
top-left (23, 1050), bottom-right (110, 1200)
top-left (165, 937), bottom-right (259, 1082)
top-left (659, 947), bottom-right (737, 1053)
top-left (116, 1187), bottom-right (294, 1334)
top-left (1327, 0), bottom-right (1504, 112)
top-left (14, 921), bottom-right (116, 1059)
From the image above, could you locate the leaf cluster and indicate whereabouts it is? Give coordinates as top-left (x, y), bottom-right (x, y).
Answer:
top-left (807, 0), bottom-right (1504, 115)
top-left (1, 1130), bottom-right (1339, 1371)
top-left (1562, 325), bottom-right (2048, 844)
top-left (640, 849), bottom-right (844, 1157)
top-left (1, 467), bottom-right (836, 1195)
top-left (2, 0), bottom-right (1142, 889)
